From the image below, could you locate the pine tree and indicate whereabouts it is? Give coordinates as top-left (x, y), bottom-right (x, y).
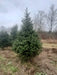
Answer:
top-left (13, 8), bottom-right (42, 61)
top-left (0, 31), bottom-right (10, 49)
top-left (10, 25), bottom-right (18, 43)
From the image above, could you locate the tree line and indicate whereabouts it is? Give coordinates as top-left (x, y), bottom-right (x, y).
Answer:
top-left (33, 4), bottom-right (57, 33)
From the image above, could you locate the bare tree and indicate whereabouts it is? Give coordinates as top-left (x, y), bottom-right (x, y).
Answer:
top-left (48, 4), bottom-right (57, 33)
top-left (33, 11), bottom-right (47, 32)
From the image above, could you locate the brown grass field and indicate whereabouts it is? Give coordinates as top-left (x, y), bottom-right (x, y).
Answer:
top-left (0, 39), bottom-right (57, 75)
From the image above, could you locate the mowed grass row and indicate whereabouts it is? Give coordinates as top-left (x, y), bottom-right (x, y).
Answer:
top-left (42, 43), bottom-right (57, 49)
top-left (41, 39), bottom-right (57, 49)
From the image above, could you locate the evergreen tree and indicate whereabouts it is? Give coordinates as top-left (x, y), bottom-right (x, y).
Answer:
top-left (0, 31), bottom-right (10, 49)
top-left (13, 8), bottom-right (42, 61)
top-left (10, 25), bottom-right (18, 43)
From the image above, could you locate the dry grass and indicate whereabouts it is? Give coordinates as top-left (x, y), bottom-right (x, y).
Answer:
top-left (0, 39), bottom-right (57, 75)
top-left (42, 43), bottom-right (57, 49)
top-left (41, 39), bottom-right (57, 44)
top-left (41, 39), bottom-right (57, 49)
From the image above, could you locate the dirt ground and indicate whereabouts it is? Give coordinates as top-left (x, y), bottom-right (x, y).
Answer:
top-left (0, 40), bottom-right (57, 75)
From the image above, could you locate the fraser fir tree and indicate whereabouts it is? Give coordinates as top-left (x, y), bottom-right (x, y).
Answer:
top-left (13, 8), bottom-right (42, 61)
top-left (10, 25), bottom-right (18, 43)
top-left (0, 31), bottom-right (10, 49)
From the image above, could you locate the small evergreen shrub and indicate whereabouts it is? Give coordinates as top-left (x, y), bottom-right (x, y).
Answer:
top-left (12, 8), bottom-right (42, 61)
top-left (0, 31), bottom-right (11, 49)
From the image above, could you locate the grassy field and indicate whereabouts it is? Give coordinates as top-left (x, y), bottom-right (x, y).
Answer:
top-left (42, 39), bottom-right (57, 48)
top-left (43, 43), bottom-right (57, 48)
top-left (0, 39), bottom-right (57, 75)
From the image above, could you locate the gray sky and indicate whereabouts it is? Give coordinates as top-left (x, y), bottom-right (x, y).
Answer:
top-left (0, 0), bottom-right (57, 28)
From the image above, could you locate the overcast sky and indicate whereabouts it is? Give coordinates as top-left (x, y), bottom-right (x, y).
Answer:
top-left (0, 0), bottom-right (57, 28)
